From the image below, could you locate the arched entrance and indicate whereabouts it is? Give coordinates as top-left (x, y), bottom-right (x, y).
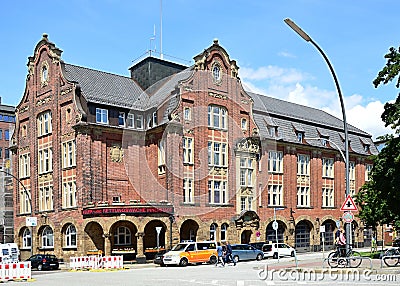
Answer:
top-left (180, 219), bottom-right (199, 242)
top-left (295, 220), bottom-right (312, 252)
top-left (84, 222), bottom-right (104, 254)
top-left (143, 220), bottom-right (167, 259)
top-left (241, 230), bottom-right (252, 244)
top-left (266, 221), bottom-right (286, 243)
top-left (109, 221), bottom-right (137, 260)
top-left (320, 220), bottom-right (335, 251)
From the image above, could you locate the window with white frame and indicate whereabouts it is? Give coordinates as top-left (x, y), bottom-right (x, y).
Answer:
top-left (349, 161), bottom-right (355, 180)
top-left (38, 147), bottom-right (53, 174)
top-left (127, 113), bottom-right (134, 128)
top-left (63, 181), bottom-right (76, 208)
top-left (297, 186), bottom-right (310, 207)
top-left (114, 226), bottom-right (131, 245)
top-left (118, 112), bottom-right (125, 126)
top-left (42, 226), bottom-right (54, 248)
top-left (297, 154), bottom-right (310, 175)
top-left (208, 105), bottom-right (227, 129)
top-left (39, 185), bottom-right (53, 211)
top-left (210, 224), bottom-right (217, 241)
top-left (183, 137), bottom-right (193, 164)
top-left (220, 223), bottom-right (228, 241)
top-left (268, 151), bottom-right (283, 173)
top-left (322, 187), bottom-right (334, 207)
top-left (296, 132), bottom-right (303, 143)
top-left (96, 108), bottom-right (108, 124)
top-left (365, 164), bottom-right (373, 181)
top-left (20, 188), bottom-right (31, 214)
top-left (158, 140), bottom-right (166, 174)
top-left (239, 157), bottom-right (254, 187)
top-left (136, 114), bottom-right (143, 129)
top-left (62, 140), bottom-right (76, 168)
top-left (241, 118), bottom-right (247, 130)
top-left (268, 184), bottom-right (283, 206)
top-left (65, 224), bottom-right (77, 248)
top-left (322, 158), bottom-right (334, 178)
top-left (37, 111), bottom-right (52, 136)
top-left (240, 196), bottom-right (253, 212)
top-left (183, 178), bottom-right (194, 203)
top-left (22, 228), bottom-right (31, 248)
top-left (208, 180), bottom-right (227, 204)
top-left (208, 141), bottom-right (227, 167)
top-left (268, 126), bottom-right (276, 137)
top-left (184, 107), bottom-right (191, 121)
top-left (19, 153), bottom-right (30, 178)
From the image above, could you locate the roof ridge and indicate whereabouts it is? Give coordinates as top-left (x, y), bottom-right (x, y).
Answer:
top-left (64, 62), bottom-right (134, 81)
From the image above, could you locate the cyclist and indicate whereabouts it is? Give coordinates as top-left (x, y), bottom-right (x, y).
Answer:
top-left (335, 228), bottom-right (346, 257)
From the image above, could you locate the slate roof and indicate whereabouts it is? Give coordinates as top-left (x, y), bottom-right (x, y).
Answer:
top-left (60, 60), bottom-right (378, 156)
top-left (248, 92), bottom-right (379, 155)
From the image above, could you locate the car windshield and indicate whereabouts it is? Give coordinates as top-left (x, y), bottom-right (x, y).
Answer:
top-left (171, 244), bottom-right (188, 251)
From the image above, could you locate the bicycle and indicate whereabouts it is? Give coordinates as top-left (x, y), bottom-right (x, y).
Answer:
top-left (327, 245), bottom-right (362, 268)
top-left (382, 247), bottom-right (400, 267)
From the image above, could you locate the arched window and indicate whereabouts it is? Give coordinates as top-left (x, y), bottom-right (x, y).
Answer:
top-left (114, 226), bottom-right (131, 246)
top-left (42, 226), bottom-right (54, 248)
top-left (220, 223), bottom-right (228, 241)
top-left (22, 228), bottom-right (31, 248)
top-left (210, 223), bottom-right (217, 241)
top-left (65, 224), bottom-right (77, 248)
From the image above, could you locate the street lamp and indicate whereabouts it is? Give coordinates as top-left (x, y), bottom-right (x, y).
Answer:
top-left (0, 169), bottom-right (33, 256)
top-left (284, 18), bottom-right (351, 254)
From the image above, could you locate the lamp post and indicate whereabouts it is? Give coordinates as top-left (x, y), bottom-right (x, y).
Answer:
top-left (284, 18), bottom-right (351, 254)
top-left (0, 169), bottom-right (34, 256)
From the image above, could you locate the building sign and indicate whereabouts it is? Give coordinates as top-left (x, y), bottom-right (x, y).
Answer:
top-left (82, 206), bottom-right (174, 217)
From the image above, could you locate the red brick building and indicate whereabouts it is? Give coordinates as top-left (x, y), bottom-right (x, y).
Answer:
top-left (11, 35), bottom-right (377, 262)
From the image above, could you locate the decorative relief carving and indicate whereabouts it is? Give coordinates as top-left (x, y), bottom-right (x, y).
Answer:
top-left (36, 95), bottom-right (52, 107)
top-left (171, 113), bottom-right (180, 122)
top-left (297, 175), bottom-right (310, 184)
top-left (61, 132), bottom-right (75, 140)
top-left (185, 129), bottom-right (194, 134)
top-left (209, 167), bottom-right (228, 176)
top-left (18, 106), bottom-right (29, 114)
top-left (38, 173), bottom-right (53, 183)
top-left (240, 187), bottom-right (253, 195)
top-left (236, 138), bottom-right (259, 153)
top-left (19, 146), bottom-right (30, 152)
top-left (61, 87), bottom-right (73, 96)
top-left (208, 91), bottom-right (227, 100)
top-left (110, 144), bottom-right (124, 163)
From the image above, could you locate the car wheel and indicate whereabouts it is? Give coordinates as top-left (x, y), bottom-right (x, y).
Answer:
top-left (273, 253), bottom-right (278, 259)
top-left (38, 264), bottom-right (43, 271)
top-left (179, 258), bottom-right (188, 267)
top-left (256, 253), bottom-right (263, 261)
top-left (291, 251), bottom-right (295, 257)
top-left (209, 255), bottom-right (217, 264)
top-left (233, 255), bottom-right (239, 263)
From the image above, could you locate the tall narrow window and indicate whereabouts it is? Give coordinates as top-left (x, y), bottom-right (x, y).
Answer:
top-left (37, 111), bottom-right (52, 136)
top-left (239, 157), bottom-right (254, 187)
top-left (365, 164), bottom-right (373, 181)
top-left (208, 105), bottom-right (227, 130)
top-left (268, 151), bottom-right (283, 173)
top-left (297, 186), bottom-right (310, 207)
top-left (19, 153), bottom-right (30, 178)
top-left (127, 113), bottom-right (134, 128)
top-left (39, 185), bottom-right (54, 211)
top-left (220, 224), bottom-right (228, 241)
top-left (184, 107), bottom-right (191, 121)
top-left (208, 180), bottom-right (227, 204)
top-left (65, 224), bottom-right (77, 248)
top-left (136, 114), bottom-right (143, 129)
top-left (210, 224), bottom-right (217, 241)
top-left (63, 181), bottom-right (77, 208)
top-left (183, 178), bottom-right (193, 203)
top-left (322, 158), bottom-right (334, 178)
top-left (20, 188), bottom-right (31, 214)
top-left (22, 228), bottom-right (31, 248)
top-left (322, 187), bottom-right (334, 207)
top-left (183, 137), bottom-right (193, 164)
top-left (268, 184), bottom-right (283, 206)
top-left (42, 226), bottom-right (54, 248)
top-left (158, 140), bottom-right (166, 174)
top-left (38, 147), bottom-right (53, 174)
top-left (297, 154), bottom-right (310, 175)
top-left (62, 140), bottom-right (76, 168)
top-left (208, 141), bottom-right (227, 167)
top-left (118, 112), bottom-right (125, 126)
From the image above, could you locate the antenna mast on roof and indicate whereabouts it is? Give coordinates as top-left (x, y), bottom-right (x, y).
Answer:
top-left (160, 0), bottom-right (163, 59)
top-left (149, 24), bottom-right (156, 57)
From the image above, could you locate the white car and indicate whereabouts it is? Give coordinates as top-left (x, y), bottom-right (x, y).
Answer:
top-left (262, 243), bottom-right (296, 259)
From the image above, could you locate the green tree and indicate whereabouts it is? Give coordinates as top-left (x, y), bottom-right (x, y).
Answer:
top-left (355, 47), bottom-right (400, 230)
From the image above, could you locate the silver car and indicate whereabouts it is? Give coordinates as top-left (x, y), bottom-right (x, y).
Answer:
top-left (231, 244), bottom-right (264, 262)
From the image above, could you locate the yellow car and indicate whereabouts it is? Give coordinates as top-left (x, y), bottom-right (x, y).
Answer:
top-left (163, 241), bottom-right (218, 266)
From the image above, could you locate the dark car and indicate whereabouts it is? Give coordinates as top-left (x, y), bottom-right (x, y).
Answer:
top-left (26, 254), bottom-right (59, 270)
top-left (153, 250), bottom-right (167, 266)
top-left (393, 237), bottom-right (400, 247)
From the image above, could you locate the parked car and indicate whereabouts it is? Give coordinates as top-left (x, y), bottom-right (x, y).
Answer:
top-left (231, 244), bottom-right (264, 262)
top-left (153, 250), bottom-right (167, 266)
top-left (263, 243), bottom-right (295, 259)
top-left (249, 242), bottom-right (269, 251)
top-left (26, 254), bottom-right (59, 270)
top-left (163, 241), bottom-right (217, 266)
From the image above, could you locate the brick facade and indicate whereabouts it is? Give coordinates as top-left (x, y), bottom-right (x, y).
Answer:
top-left (11, 35), bottom-right (377, 262)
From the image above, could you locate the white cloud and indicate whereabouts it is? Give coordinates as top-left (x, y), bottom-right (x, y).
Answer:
top-left (241, 65), bottom-right (394, 140)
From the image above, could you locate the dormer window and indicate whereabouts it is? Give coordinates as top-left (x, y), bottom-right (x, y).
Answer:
top-left (268, 126), bottom-right (276, 137)
top-left (364, 144), bottom-right (370, 152)
top-left (297, 132), bottom-right (304, 143)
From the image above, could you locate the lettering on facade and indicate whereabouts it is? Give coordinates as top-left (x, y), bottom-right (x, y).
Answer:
top-left (82, 206), bottom-right (174, 217)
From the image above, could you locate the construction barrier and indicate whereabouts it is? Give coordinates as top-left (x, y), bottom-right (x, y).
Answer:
top-left (70, 256), bottom-right (123, 270)
top-left (0, 262), bottom-right (31, 282)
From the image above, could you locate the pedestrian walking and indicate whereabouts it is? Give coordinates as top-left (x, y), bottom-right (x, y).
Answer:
top-left (215, 243), bottom-right (225, 267)
top-left (225, 241), bottom-right (236, 266)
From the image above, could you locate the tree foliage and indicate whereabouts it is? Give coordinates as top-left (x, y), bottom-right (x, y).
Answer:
top-left (355, 47), bottom-right (400, 230)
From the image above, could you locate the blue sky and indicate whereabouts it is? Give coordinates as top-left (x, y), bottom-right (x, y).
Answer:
top-left (1, 0), bottom-right (398, 139)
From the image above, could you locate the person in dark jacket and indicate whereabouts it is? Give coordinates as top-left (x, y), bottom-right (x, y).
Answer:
top-left (225, 241), bottom-right (236, 266)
